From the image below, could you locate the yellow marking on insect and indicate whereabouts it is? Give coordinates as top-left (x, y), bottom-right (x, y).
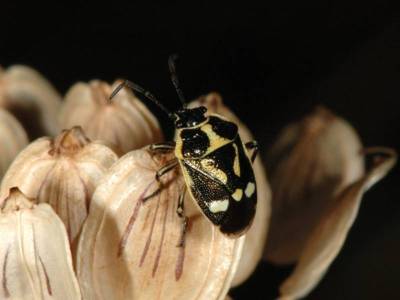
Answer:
top-left (200, 124), bottom-right (231, 155)
top-left (232, 188), bottom-right (243, 201)
top-left (232, 143), bottom-right (240, 176)
top-left (175, 129), bottom-right (184, 159)
top-left (200, 159), bottom-right (228, 184)
top-left (209, 199), bottom-right (229, 213)
top-left (245, 182), bottom-right (255, 198)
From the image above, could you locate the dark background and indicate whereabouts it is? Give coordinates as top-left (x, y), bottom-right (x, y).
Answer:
top-left (1, 2), bottom-right (399, 299)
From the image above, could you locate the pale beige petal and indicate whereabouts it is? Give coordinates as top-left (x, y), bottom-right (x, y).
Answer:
top-left (279, 147), bottom-right (397, 300)
top-left (77, 149), bottom-right (244, 300)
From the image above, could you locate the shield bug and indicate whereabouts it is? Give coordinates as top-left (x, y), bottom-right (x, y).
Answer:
top-left (110, 55), bottom-right (258, 245)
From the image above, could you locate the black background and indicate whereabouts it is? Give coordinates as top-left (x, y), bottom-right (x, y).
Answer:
top-left (1, 2), bottom-right (399, 299)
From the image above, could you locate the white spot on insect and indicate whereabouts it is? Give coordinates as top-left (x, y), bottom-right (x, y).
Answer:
top-left (209, 199), bottom-right (229, 213)
top-left (232, 188), bottom-right (243, 201)
top-left (245, 182), bottom-right (255, 198)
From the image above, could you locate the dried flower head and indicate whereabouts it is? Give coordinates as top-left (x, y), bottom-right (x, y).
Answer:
top-left (0, 108), bottom-right (28, 179)
top-left (263, 106), bottom-right (397, 299)
top-left (0, 65), bottom-right (62, 139)
top-left (265, 107), bottom-right (365, 264)
top-left (59, 80), bottom-right (163, 155)
top-left (77, 149), bottom-right (245, 300)
top-left (0, 126), bottom-right (118, 248)
top-left (279, 147), bottom-right (396, 300)
top-left (0, 187), bottom-right (81, 299)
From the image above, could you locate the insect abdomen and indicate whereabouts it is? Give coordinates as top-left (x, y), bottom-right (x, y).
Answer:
top-left (180, 136), bottom-right (257, 236)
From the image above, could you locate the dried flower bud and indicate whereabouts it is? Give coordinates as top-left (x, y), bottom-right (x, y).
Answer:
top-left (59, 80), bottom-right (163, 155)
top-left (264, 107), bottom-right (365, 264)
top-left (262, 107), bottom-right (397, 299)
top-left (0, 126), bottom-right (118, 248)
top-left (0, 187), bottom-right (82, 299)
top-left (0, 65), bottom-right (62, 138)
top-left (0, 108), bottom-right (28, 179)
top-left (77, 149), bottom-right (245, 300)
top-left (279, 148), bottom-right (396, 300)
top-left (190, 92), bottom-right (272, 287)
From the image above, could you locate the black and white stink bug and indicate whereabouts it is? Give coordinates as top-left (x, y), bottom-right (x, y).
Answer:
top-left (110, 55), bottom-right (258, 244)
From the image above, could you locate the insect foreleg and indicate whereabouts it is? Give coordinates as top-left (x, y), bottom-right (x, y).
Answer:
top-left (149, 141), bottom-right (176, 153)
top-left (155, 159), bottom-right (179, 181)
top-left (245, 140), bottom-right (259, 163)
top-left (176, 186), bottom-right (188, 248)
top-left (143, 159), bottom-right (179, 202)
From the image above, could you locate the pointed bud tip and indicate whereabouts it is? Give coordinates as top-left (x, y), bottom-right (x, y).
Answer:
top-left (302, 106), bottom-right (337, 136)
top-left (1, 187), bottom-right (34, 213)
top-left (89, 80), bottom-right (116, 105)
top-left (198, 92), bottom-right (223, 111)
top-left (51, 126), bottom-right (91, 156)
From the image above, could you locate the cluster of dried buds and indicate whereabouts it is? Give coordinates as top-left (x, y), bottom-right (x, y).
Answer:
top-left (0, 64), bottom-right (396, 300)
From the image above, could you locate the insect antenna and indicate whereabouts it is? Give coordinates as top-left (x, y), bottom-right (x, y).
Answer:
top-left (110, 80), bottom-right (175, 119)
top-left (168, 54), bottom-right (187, 108)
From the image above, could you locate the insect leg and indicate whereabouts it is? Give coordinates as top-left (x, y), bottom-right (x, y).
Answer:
top-left (176, 186), bottom-right (188, 247)
top-left (149, 141), bottom-right (176, 153)
top-left (143, 159), bottom-right (179, 202)
top-left (155, 159), bottom-right (179, 181)
top-left (245, 140), bottom-right (259, 163)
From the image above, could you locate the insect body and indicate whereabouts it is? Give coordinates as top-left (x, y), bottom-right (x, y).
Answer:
top-left (110, 55), bottom-right (258, 242)
top-left (174, 109), bottom-right (257, 235)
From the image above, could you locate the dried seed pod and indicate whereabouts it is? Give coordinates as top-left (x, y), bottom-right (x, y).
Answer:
top-left (77, 149), bottom-right (245, 300)
top-left (0, 126), bottom-right (118, 248)
top-left (279, 147), bottom-right (397, 300)
top-left (0, 108), bottom-right (28, 179)
top-left (264, 107), bottom-right (365, 265)
top-left (59, 80), bottom-right (163, 155)
top-left (0, 187), bottom-right (82, 299)
top-left (0, 65), bottom-right (62, 138)
top-left (190, 92), bottom-right (272, 287)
